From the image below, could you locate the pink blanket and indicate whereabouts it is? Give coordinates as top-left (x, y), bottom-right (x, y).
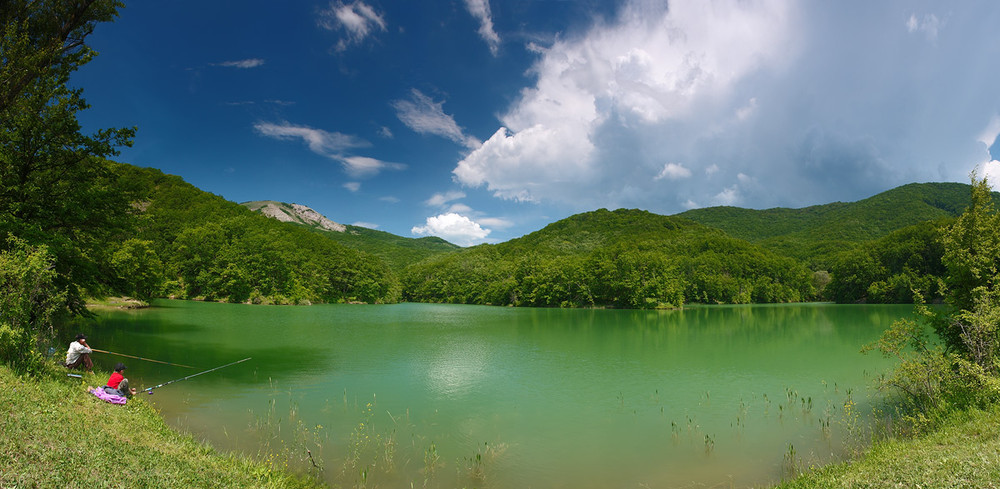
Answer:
top-left (90, 388), bottom-right (127, 405)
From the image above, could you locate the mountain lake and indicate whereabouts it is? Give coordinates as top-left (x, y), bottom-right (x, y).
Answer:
top-left (74, 300), bottom-right (909, 488)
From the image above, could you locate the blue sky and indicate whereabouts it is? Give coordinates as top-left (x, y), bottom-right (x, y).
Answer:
top-left (73, 0), bottom-right (1000, 246)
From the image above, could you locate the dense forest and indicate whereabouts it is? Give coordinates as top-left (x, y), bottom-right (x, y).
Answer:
top-left (113, 166), bottom-right (401, 305)
top-left (678, 182), bottom-right (974, 269)
top-left (241, 183), bottom-right (989, 309)
top-left (401, 209), bottom-right (815, 308)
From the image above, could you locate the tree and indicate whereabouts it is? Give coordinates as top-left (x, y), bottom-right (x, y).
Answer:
top-left (0, 0), bottom-right (133, 315)
top-left (870, 175), bottom-right (1000, 421)
top-left (0, 0), bottom-right (123, 113)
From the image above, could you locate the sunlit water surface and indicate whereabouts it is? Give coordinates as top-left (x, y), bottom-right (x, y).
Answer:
top-left (76, 301), bottom-right (909, 488)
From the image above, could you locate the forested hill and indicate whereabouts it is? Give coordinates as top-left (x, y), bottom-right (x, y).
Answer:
top-left (117, 165), bottom-right (401, 305)
top-left (676, 182), bottom-right (971, 243)
top-left (675, 182), bottom-right (976, 267)
top-left (242, 200), bottom-right (459, 270)
top-left (402, 208), bottom-right (816, 308)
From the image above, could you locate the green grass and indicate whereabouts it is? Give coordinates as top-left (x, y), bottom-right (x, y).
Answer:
top-left (776, 406), bottom-right (1000, 488)
top-left (0, 364), bottom-right (325, 489)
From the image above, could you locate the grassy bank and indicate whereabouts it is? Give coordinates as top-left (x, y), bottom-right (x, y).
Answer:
top-left (0, 364), bottom-right (325, 489)
top-left (776, 406), bottom-right (1000, 488)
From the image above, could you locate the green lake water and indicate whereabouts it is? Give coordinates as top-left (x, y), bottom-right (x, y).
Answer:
top-left (76, 300), bottom-right (910, 488)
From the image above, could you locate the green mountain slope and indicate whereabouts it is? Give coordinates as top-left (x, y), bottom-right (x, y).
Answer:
top-left (403, 208), bottom-right (816, 308)
top-left (119, 166), bottom-right (400, 304)
top-left (678, 182), bottom-right (971, 242)
top-left (241, 200), bottom-right (460, 270)
top-left (676, 182), bottom-right (974, 267)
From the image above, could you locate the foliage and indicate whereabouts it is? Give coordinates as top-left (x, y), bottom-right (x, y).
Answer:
top-left (867, 176), bottom-right (1000, 426)
top-left (402, 209), bottom-right (814, 308)
top-left (826, 220), bottom-right (948, 304)
top-left (679, 182), bottom-right (975, 268)
top-left (0, 0), bottom-right (135, 315)
top-left (125, 166), bottom-right (401, 305)
top-left (314, 224), bottom-right (459, 271)
top-left (0, 238), bottom-right (65, 374)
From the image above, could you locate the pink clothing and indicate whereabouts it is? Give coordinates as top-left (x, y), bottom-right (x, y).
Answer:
top-left (90, 388), bottom-right (127, 405)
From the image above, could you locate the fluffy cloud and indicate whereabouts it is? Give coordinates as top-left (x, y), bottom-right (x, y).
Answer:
top-left (343, 182), bottom-right (361, 192)
top-left (463, 0), bottom-right (501, 55)
top-left (454, 0), bottom-right (794, 208)
top-left (393, 90), bottom-right (480, 149)
top-left (976, 116), bottom-right (1000, 188)
top-left (318, 1), bottom-right (387, 51)
top-left (412, 213), bottom-right (491, 246)
top-left (981, 161), bottom-right (1000, 189)
top-left (454, 0), bottom-right (1000, 215)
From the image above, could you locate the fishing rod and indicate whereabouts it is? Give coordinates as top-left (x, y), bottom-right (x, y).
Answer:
top-left (91, 348), bottom-right (195, 368)
top-left (144, 357), bottom-right (252, 395)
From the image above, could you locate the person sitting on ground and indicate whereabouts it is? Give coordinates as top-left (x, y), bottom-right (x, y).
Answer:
top-left (104, 362), bottom-right (137, 398)
top-left (65, 333), bottom-right (93, 371)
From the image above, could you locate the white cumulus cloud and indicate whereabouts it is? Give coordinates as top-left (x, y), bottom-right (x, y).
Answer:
top-left (453, 0), bottom-right (793, 208)
top-left (454, 0), bottom-right (1000, 215)
top-left (412, 213), bottom-right (491, 246)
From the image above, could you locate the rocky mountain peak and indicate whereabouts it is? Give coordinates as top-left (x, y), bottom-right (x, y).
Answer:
top-left (242, 201), bottom-right (346, 232)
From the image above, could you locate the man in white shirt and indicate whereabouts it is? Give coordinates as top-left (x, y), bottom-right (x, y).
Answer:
top-left (65, 333), bottom-right (93, 371)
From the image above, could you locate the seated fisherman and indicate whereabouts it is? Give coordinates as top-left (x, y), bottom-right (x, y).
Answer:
top-left (65, 333), bottom-right (93, 371)
top-left (104, 363), bottom-right (137, 398)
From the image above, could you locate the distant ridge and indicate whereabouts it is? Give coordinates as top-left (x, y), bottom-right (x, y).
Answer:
top-left (672, 182), bottom-right (983, 268)
top-left (241, 201), bottom-right (346, 232)
top-left (675, 182), bottom-right (973, 243)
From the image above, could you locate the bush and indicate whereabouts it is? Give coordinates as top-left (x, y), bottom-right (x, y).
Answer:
top-left (0, 237), bottom-right (66, 374)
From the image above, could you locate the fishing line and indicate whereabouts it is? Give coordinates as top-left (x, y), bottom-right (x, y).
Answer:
top-left (91, 348), bottom-right (195, 368)
top-left (144, 357), bottom-right (252, 394)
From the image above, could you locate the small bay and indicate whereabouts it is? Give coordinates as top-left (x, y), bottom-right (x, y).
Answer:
top-left (79, 300), bottom-right (908, 488)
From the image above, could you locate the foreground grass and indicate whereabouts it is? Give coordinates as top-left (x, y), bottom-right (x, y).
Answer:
top-left (0, 364), bottom-right (325, 489)
top-left (776, 406), bottom-right (1000, 488)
